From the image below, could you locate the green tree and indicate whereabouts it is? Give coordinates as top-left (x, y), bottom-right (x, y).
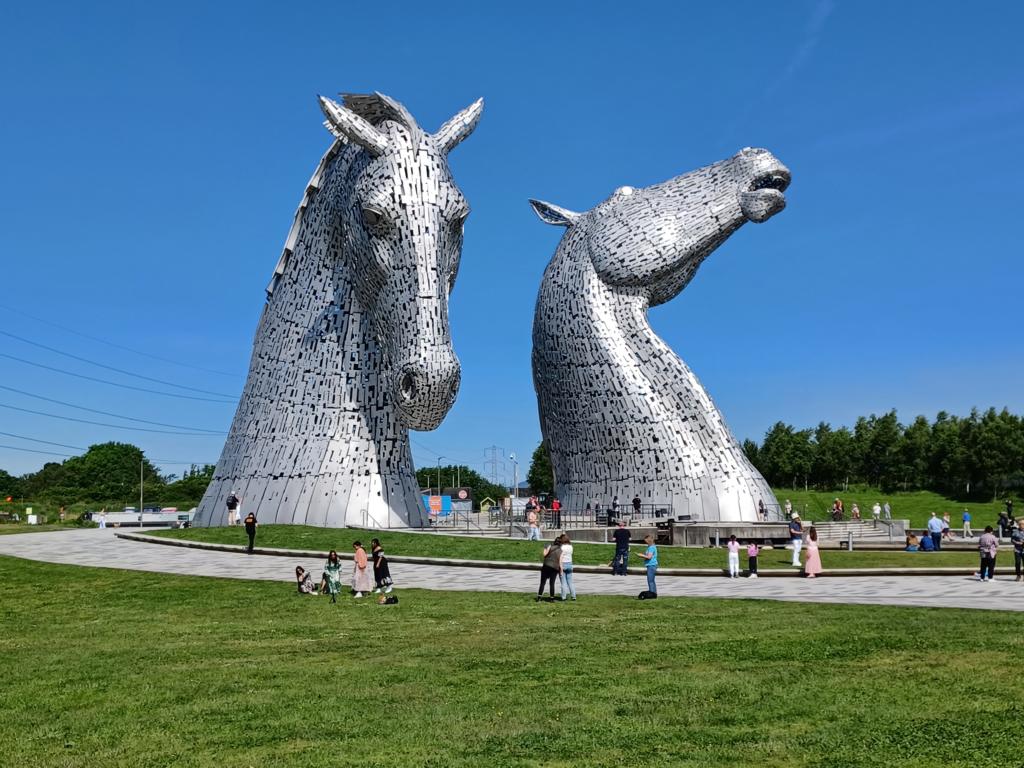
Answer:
top-left (164, 464), bottom-right (216, 505)
top-left (414, 465), bottom-right (506, 507)
top-left (0, 469), bottom-right (22, 499)
top-left (898, 415), bottom-right (932, 490)
top-left (812, 423), bottom-right (854, 489)
top-left (526, 441), bottom-right (555, 496)
top-left (60, 442), bottom-right (164, 503)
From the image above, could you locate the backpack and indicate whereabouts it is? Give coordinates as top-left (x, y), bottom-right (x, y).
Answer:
top-left (383, 595), bottom-right (399, 605)
top-left (638, 590), bottom-right (657, 600)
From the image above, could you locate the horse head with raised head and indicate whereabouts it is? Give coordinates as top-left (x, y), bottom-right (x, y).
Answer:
top-left (529, 147), bottom-right (791, 522)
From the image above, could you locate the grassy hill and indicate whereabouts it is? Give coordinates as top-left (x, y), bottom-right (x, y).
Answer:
top-left (772, 488), bottom-right (1017, 529)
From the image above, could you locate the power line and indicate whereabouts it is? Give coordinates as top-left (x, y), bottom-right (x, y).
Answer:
top-left (0, 443), bottom-right (74, 459)
top-left (0, 352), bottom-right (236, 404)
top-left (0, 402), bottom-right (225, 436)
top-left (0, 302), bottom-right (240, 378)
top-left (0, 431), bottom-right (85, 451)
top-left (0, 431), bottom-right (214, 466)
top-left (0, 330), bottom-right (236, 398)
top-left (0, 383), bottom-right (224, 433)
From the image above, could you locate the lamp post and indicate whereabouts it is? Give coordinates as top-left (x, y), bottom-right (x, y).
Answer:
top-left (436, 456), bottom-right (445, 496)
top-left (509, 452), bottom-right (518, 500)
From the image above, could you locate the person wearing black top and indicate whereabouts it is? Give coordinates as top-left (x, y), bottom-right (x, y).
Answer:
top-left (243, 512), bottom-right (257, 553)
top-left (370, 538), bottom-right (393, 594)
top-left (632, 495), bottom-right (642, 516)
top-left (611, 521), bottom-right (631, 575)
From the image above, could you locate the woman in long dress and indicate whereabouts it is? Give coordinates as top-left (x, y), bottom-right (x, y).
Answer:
top-left (804, 526), bottom-right (823, 578)
top-left (322, 550), bottom-right (343, 603)
top-left (352, 541), bottom-right (373, 598)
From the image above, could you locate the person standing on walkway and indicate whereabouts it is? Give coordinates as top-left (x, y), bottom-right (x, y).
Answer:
top-left (789, 513), bottom-right (804, 567)
top-left (1010, 523), bottom-right (1024, 583)
top-left (226, 491), bottom-right (240, 526)
top-left (639, 534), bottom-right (658, 595)
top-left (804, 527), bottom-right (822, 578)
top-left (883, 501), bottom-right (891, 521)
top-left (537, 536), bottom-right (561, 602)
top-left (611, 520), bottom-right (631, 575)
top-left (370, 538), bottom-right (393, 594)
top-left (550, 496), bottom-right (562, 528)
top-left (726, 535), bottom-right (740, 578)
top-left (758, 498), bottom-right (767, 522)
top-left (942, 511), bottom-right (954, 541)
top-left (351, 541), bottom-right (372, 598)
top-left (747, 542), bottom-right (759, 578)
top-left (784, 499), bottom-right (792, 517)
top-left (243, 511), bottom-right (257, 553)
top-left (851, 503), bottom-right (861, 520)
top-left (558, 534), bottom-right (576, 601)
top-left (872, 502), bottom-right (882, 521)
top-left (632, 494), bottom-right (642, 518)
top-left (525, 499), bottom-right (541, 541)
top-left (978, 526), bottom-right (999, 582)
top-left (322, 550), bottom-right (342, 602)
top-left (98, 508), bottom-right (107, 529)
top-left (927, 512), bottom-right (944, 551)
top-left (962, 509), bottom-right (973, 538)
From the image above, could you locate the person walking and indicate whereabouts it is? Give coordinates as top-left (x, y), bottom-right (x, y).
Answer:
top-left (611, 520), bottom-right (631, 575)
top-left (747, 542), bottom-right (759, 578)
top-left (872, 502), bottom-right (882, 521)
top-left (789, 513), bottom-right (804, 567)
top-left (225, 491), bottom-right (240, 526)
top-left (370, 538), bottom-right (393, 594)
top-left (1010, 523), bottom-right (1024, 583)
top-left (942, 511), bottom-right (954, 541)
top-left (243, 511), bottom-right (257, 553)
top-left (537, 536), bottom-right (561, 602)
top-left (978, 526), bottom-right (999, 582)
top-left (550, 496), bottom-right (562, 528)
top-left (639, 534), bottom-right (658, 595)
top-left (558, 534), bottom-right (576, 601)
top-left (757, 498), bottom-right (767, 522)
top-left (804, 527), bottom-right (822, 578)
top-left (883, 501), bottom-right (892, 521)
top-left (98, 508), bottom-right (107, 529)
top-left (927, 512), bottom-right (944, 551)
top-left (351, 541), bottom-right (372, 598)
top-left (632, 494), bottom-right (642, 518)
top-left (851, 503), bottom-right (861, 520)
top-left (962, 509), bottom-right (973, 538)
top-left (784, 499), bottom-right (792, 517)
top-left (322, 550), bottom-right (342, 602)
top-left (726, 535), bottom-right (741, 578)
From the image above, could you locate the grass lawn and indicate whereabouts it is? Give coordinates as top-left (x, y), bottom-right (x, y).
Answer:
top-left (151, 525), bottom-right (997, 571)
top-left (0, 555), bottom-right (1021, 767)
top-left (0, 522), bottom-right (96, 535)
top-left (776, 489), bottom-right (1016, 530)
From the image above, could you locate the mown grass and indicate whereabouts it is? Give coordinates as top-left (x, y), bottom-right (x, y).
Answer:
top-left (152, 525), bottom-right (999, 571)
top-left (0, 555), bottom-right (1021, 767)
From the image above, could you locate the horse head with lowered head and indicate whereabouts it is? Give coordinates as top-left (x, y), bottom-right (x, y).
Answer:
top-left (195, 92), bottom-right (482, 529)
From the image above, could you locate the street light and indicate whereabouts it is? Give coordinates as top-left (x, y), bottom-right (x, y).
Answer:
top-left (436, 456), bottom-right (446, 496)
top-left (509, 452), bottom-right (518, 499)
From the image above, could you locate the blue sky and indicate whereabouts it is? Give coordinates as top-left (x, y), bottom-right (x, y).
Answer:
top-left (1, 1), bottom-right (1021, 484)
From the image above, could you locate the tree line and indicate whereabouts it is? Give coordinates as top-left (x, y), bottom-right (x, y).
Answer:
top-left (744, 408), bottom-right (1024, 497)
top-left (0, 442), bottom-right (215, 508)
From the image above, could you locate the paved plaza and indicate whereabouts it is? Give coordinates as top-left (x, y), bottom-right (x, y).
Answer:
top-left (0, 528), bottom-right (1021, 612)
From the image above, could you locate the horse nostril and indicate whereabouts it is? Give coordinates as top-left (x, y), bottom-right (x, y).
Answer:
top-left (399, 371), bottom-right (418, 403)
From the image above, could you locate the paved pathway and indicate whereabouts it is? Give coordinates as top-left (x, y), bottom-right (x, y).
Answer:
top-left (1, 528), bottom-right (1022, 612)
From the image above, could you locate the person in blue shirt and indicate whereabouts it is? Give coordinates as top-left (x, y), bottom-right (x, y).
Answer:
top-left (962, 509), bottom-right (973, 538)
top-left (926, 512), bottom-right (944, 550)
top-left (639, 534), bottom-right (658, 595)
top-left (919, 530), bottom-right (936, 551)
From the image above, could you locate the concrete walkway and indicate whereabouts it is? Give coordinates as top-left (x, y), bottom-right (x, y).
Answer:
top-left (1, 528), bottom-right (1022, 612)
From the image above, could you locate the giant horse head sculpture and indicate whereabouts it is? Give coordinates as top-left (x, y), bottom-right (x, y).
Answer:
top-left (319, 93), bottom-right (482, 430)
top-left (529, 147), bottom-right (791, 522)
top-left (195, 93), bottom-right (482, 529)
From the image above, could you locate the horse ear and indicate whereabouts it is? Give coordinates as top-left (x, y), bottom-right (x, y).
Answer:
top-left (434, 98), bottom-right (484, 154)
top-left (318, 96), bottom-right (389, 156)
top-left (529, 199), bottom-right (580, 227)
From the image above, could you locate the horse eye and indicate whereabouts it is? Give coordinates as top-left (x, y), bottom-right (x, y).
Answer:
top-left (362, 207), bottom-right (385, 230)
